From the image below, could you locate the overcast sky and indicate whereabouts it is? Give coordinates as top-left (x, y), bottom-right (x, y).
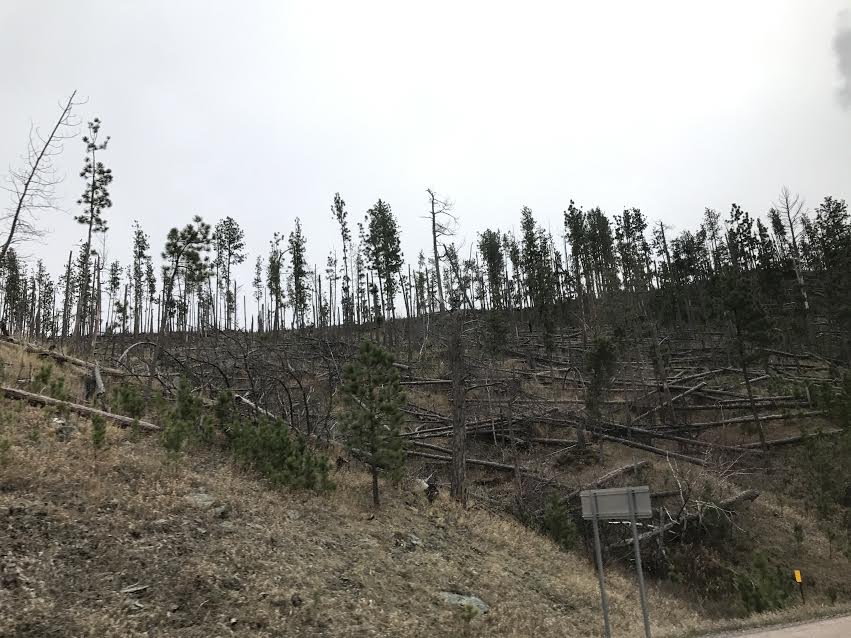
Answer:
top-left (2, 1), bottom-right (850, 289)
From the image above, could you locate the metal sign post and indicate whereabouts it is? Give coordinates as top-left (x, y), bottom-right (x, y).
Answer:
top-left (793, 570), bottom-right (804, 603)
top-left (590, 493), bottom-right (612, 638)
top-left (628, 490), bottom-right (652, 638)
top-left (581, 486), bottom-right (653, 638)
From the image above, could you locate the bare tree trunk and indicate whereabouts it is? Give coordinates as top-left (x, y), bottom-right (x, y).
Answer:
top-left (1, 92), bottom-right (77, 266)
top-left (738, 337), bottom-right (768, 452)
top-left (430, 199), bottom-right (446, 312)
top-left (449, 313), bottom-right (466, 506)
top-left (61, 251), bottom-right (73, 348)
top-left (779, 187), bottom-right (814, 347)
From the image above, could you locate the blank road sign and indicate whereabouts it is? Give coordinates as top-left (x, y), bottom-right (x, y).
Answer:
top-left (581, 486), bottom-right (652, 520)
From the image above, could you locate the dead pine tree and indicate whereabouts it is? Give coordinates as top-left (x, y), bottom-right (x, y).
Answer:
top-left (449, 311), bottom-right (467, 505)
top-left (724, 206), bottom-right (772, 451)
top-left (425, 188), bottom-right (456, 314)
top-left (2, 91), bottom-right (80, 266)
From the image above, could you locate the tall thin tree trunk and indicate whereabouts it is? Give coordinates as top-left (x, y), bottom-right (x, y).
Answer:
top-left (449, 313), bottom-right (466, 505)
top-left (737, 333), bottom-right (768, 452)
top-left (61, 251), bottom-right (73, 347)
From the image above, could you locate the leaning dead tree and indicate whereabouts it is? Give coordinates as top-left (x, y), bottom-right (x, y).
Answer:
top-left (1, 91), bottom-right (80, 264)
top-left (425, 188), bottom-right (456, 313)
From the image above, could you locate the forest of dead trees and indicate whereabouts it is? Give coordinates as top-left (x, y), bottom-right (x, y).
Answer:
top-left (4, 98), bottom-right (851, 611)
top-left (4, 102), bottom-right (851, 365)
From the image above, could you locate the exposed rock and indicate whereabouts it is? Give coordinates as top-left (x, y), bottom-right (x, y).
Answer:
top-left (393, 531), bottom-right (423, 551)
top-left (52, 418), bottom-right (76, 441)
top-left (412, 478), bottom-right (429, 494)
top-left (184, 492), bottom-right (215, 510)
top-left (438, 591), bottom-right (489, 614)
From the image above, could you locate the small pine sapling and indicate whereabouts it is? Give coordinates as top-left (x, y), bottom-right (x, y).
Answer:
top-left (91, 414), bottom-right (106, 457)
top-left (114, 384), bottom-right (146, 439)
top-left (340, 340), bottom-right (406, 507)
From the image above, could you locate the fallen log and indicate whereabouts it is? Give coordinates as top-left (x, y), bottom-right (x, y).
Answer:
top-left (609, 489), bottom-right (760, 548)
top-left (234, 393), bottom-right (277, 420)
top-left (671, 410), bottom-right (826, 431)
top-left (598, 419), bottom-right (763, 455)
top-left (400, 378), bottom-right (452, 386)
top-left (1, 385), bottom-right (160, 431)
top-left (406, 449), bottom-right (534, 474)
top-left (594, 432), bottom-right (709, 467)
top-left (737, 430), bottom-right (844, 449)
top-left (632, 382), bottom-right (707, 424)
top-left (4, 337), bottom-right (126, 377)
top-left (562, 461), bottom-right (652, 502)
top-left (530, 436), bottom-right (579, 446)
top-left (410, 440), bottom-right (452, 455)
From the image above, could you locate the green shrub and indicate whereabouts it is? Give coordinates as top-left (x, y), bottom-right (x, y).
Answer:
top-left (159, 378), bottom-right (205, 457)
top-left (541, 494), bottom-right (578, 551)
top-left (161, 417), bottom-right (188, 458)
top-left (33, 364), bottom-right (70, 418)
top-left (483, 312), bottom-right (508, 354)
top-left (340, 341), bottom-right (405, 506)
top-left (33, 363), bottom-right (53, 389)
top-left (736, 553), bottom-right (791, 614)
top-left (230, 416), bottom-right (332, 491)
top-left (91, 414), bottom-right (106, 455)
top-left (209, 390), bottom-right (236, 441)
top-left (113, 384), bottom-right (145, 420)
top-left (174, 378), bottom-right (203, 429)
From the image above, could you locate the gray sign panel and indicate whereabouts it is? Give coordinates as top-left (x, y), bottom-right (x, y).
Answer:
top-left (580, 486), bottom-right (652, 520)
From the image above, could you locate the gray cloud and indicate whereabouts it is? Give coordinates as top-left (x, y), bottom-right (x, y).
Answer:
top-left (836, 11), bottom-right (851, 108)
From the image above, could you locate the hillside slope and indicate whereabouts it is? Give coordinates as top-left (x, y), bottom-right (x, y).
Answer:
top-left (0, 394), bottom-right (708, 638)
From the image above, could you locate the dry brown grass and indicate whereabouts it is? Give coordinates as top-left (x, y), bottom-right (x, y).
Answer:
top-left (0, 394), bottom-right (712, 637)
top-left (0, 340), bottom-right (848, 637)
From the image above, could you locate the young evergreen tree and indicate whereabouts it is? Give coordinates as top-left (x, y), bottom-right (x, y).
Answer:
top-left (614, 207), bottom-right (650, 293)
top-left (144, 259), bottom-right (157, 333)
top-left (160, 216), bottom-right (212, 335)
top-left (365, 199), bottom-right (403, 328)
top-left (131, 221), bottom-right (150, 334)
top-left (288, 218), bottom-right (310, 329)
top-left (2, 249), bottom-right (22, 334)
top-left (267, 232), bottom-right (285, 331)
top-left (332, 193), bottom-right (355, 327)
top-left (478, 229), bottom-right (505, 310)
top-left (813, 196), bottom-right (851, 359)
top-left (252, 254), bottom-right (264, 331)
top-left (90, 414), bottom-right (106, 457)
top-left (106, 260), bottom-right (121, 330)
top-left (73, 118), bottom-right (112, 337)
top-left (213, 216), bottom-right (246, 330)
top-left (340, 340), bottom-right (406, 506)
